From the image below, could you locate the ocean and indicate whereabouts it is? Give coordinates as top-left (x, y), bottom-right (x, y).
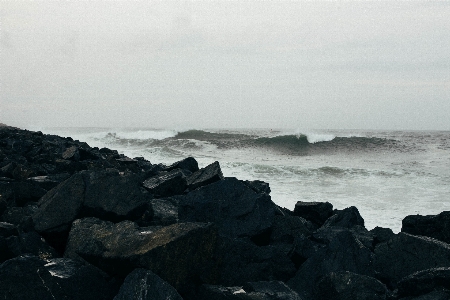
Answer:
top-left (35, 127), bottom-right (450, 232)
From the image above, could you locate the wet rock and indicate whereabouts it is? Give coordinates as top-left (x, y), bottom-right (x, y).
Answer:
top-left (374, 232), bottom-right (450, 289)
top-left (27, 173), bottom-right (71, 191)
top-left (216, 237), bottom-right (296, 286)
top-left (148, 198), bottom-right (179, 226)
top-left (293, 201), bottom-right (333, 227)
top-left (62, 146), bottom-right (80, 161)
top-left (114, 268), bottom-right (183, 300)
top-left (317, 271), bottom-right (391, 300)
top-left (165, 156), bottom-right (199, 173)
top-left (33, 173), bottom-right (85, 234)
top-left (288, 228), bottom-right (374, 299)
top-left (143, 169), bottom-right (188, 197)
top-left (198, 285), bottom-right (246, 300)
top-left (370, 226), bottom-right (394, 247)
top-left (0, 222), bottom-right (18, 237)
top-left (269, 215), bottom-right (312, 245)
top-left (179, 177), bottom-right (276, 239)
top-left (0, 255), bottom-right (69, 300)
top-left (243, 180), bottom-right (271, 195)
top-left (44, 258), bottom-right (116, 300)
top-left (65, 218), bottom-right (218, 297)
top-left (6, 231), bottom-right (59, 260)
top-left (187, 161), bottom-right (224, 190)
top-left (397, 267), bottom-right (450, 298)
top-left (322, 206), bottom-right (365, 229)
top-left (402, 211), bottom-right (450, 244)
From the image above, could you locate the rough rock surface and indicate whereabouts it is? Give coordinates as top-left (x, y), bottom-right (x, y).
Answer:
top-left (402, 211), bottom-right (450, 244)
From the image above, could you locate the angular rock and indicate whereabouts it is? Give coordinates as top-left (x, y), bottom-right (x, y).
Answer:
top-left (143, 169), bottom-right (188, 197)
top-left (198, 285), bottom-right (246, 300)
top-left (6, 231), bottom-right (58, 260)
top-left (27, 173), bottom-right (71, 191)
top-left (293, 201), bottom-right (333, 227)
top-left (322, 206), bottom-right (365, 229)
top-left (65, 218), bottom-right (218, 297)
top-left (165, 156), bottom-right (199, 173)
top-left (0, 222), bottom-right (18, 237)
top-left (33, 172), bottom-right (85, 234)
top-left (148, 198), bottom-right (178, 226)
top-left (114, 268), bottom-right (183, 300)
top-left (187, 161), bottom-right (224, 190)
top-left (62, 146), bottom-right (80, 161)
top-left (374, 232), bottom-right (450, 289)
top-left (397, 267), bottom-right (450, 298)
top-left (288, 228), bottom-right (374, 299)
top-left (402, 211), bottom-right (450, 244)
top-left (317, 271), bottom-right (391, 300)
top-left (370, 226), bottom-right (394, 246)
top-left (0, 255), bottom-right (69, 300)
top-left (243, 180), bottom-right (271, 195)
top-left (269, 215), bottom-right (312, 245)
top-left (44, 258), bottom-right (116, 300)
top-left (216, 237), bottom-right (296, 286)
top-left (179, 177), bottom-right (276, 239)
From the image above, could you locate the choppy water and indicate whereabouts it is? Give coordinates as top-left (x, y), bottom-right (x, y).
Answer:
top-left (35, 127), bottom-right (450, 232)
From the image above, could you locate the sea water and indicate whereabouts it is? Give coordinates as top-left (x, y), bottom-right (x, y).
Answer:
top-left (35, 127), bottom-right (450, 232)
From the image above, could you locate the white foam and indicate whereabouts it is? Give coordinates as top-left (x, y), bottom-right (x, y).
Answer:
top-left (304, 133), bottom-right (336, 144)
top-left (113, 130), bottom-right (177, 140)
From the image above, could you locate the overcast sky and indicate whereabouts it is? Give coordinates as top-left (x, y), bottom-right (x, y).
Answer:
top-left (1, 1), bottom-right (449, 130)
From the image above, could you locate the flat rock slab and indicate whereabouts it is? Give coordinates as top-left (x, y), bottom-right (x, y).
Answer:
top-left (186, 161), bottom-right (224, 190)
top-left (143, 169), bottom-right (188, 197)
top-left (65, 218), bottom-right (218, 296)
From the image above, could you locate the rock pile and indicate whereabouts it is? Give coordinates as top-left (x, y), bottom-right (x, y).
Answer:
top-left (1, 125), bottom-right (450, 299)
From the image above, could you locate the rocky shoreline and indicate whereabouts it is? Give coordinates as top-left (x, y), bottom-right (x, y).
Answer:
top-left (1, 125), bottom-right (450, 299)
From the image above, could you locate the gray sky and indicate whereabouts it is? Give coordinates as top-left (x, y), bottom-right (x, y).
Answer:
top-left (1, 1), bottom-right (450, 130)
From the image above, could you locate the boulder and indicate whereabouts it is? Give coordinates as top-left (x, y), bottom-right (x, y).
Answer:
top-left (27, 173), bottom-right (71, 191)
top-left (178, 177), bottom-right (276, 239)
top-left (269, 215), bottom-right (312, 245)
top-left (317, 271), bottom-right (391, 300)
top-left (374, 232), bottom-right (450, 289)
top-left (243, 180), bottom-right (271, 195)
top-left (65, 218), bottom-right (218, 297)
top-left (114, 268), bottom-right (183, 300)
top-left (216, 237), bottom-right (297, 286)
top-left (6, 231), bottom-right (59, 260)
top-left (187, 161), bottom-right (224, 190)
top-left (322, 206), bottom-right (365, 229)
top-left (143, 169), bottom-right (188, 197)
top-left (293, 201), bottom-right (333, 227)
top-left (397, 267), bottom-right (450, 298)
top-left (0, 222), bottom-right (18, 237)
top-left (33, 170), bottom-right (151, 234)
top-left (288, 228), bottom-right (374, 299)
top-left (44, 258), bottom-right (117, 300)
top-left (165, 156), bottom-right (199, 173)
top-left (402, 211), bottom-right (450, 244)
top-left (147, 198), bottom-right (179, 226)
top-left (370, 226), bottom-right (394, 247)
top-left (0, 255), bottom-right (69, 300)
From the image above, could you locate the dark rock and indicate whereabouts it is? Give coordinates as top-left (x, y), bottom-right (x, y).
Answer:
top-left (198, 281), bottom-right (303, 300)
top-left (6, 231), bottom-right (59, 260)
top-left (322, 206), bottom-right (365, 229)
top-left (44, 258), bottom-right (117, 300)
top-left (397, 267), bottom-right (450, 298)
top-left (143, 169), bottom-right (188, 197)
top-left (317, 271), bottom-right (391, 300)
top-left (165, 156), bottom-right (199, 173)
top-left (269, 215), bottom-right (312, 245)
top-left (288, 228), bottom-right (374, 299)
top-left (402, 211), bottom-right (450, 244)
top-left (293, 201), bottom-right (333, 227)
top-left (179, 177), bottom-right (276, 239)
top-left (27, 173), bottom-right (71, 191)
top-left (0, 236), bottom-right (15, 263)
top-left (198, 285), bottom-right (246, 300)
top-left (33, 172), bottom-right (85, 234)
top-left (243, 180), bottom-right (271, 195)
top-left (243, 281), bottom-right (303, 299)
top-left (114, 268), bottom-right (183, 300)
top-left (398, 290), bottom-right (450, 300)
top-left (374, 232), bottom-right (450, 289)
top-left (0, 255), bottom-right (69, 300)
top-left (148, 198), bottom-right (178, 226)
top-left (33, 170), bottom-right (151, 235)
top-left (187, 161), bottom-right (224, 190)
top-left (65, 218), bottom-right (218, 297)
top-left (350, 225), bottom-right (375, 250)
top-left (0, 222), bottom-right (18, 237)
top-left (370, 226), bottom-right (394, 246)
top-left (62, 146), bottom-right (80, 161)
top-left (216, 237), bottom-right (296, 286)
top-left (1, 204), bottom-right (37, 229)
